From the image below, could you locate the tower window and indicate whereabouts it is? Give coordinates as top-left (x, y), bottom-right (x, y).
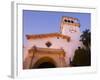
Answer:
top-left (45, 41), bottom-right (52, 47)
top-left (68, 20), bottom-right (70, 23)
top-left (64, 19), bottom-right (68, 22)
top-left (71, 20), bottom-right (74, 23)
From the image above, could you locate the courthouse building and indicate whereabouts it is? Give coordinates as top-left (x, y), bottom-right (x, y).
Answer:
top-left (23, 16), bottom-right (82, 69)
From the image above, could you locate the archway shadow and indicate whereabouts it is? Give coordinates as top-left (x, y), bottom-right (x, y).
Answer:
top-left (32, 57), bottom-right (57, 69)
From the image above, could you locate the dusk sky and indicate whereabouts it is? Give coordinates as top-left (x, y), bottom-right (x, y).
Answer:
top-left (23, 10), bottom-right (91, 44)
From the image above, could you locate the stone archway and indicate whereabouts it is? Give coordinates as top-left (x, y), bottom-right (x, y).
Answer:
top-left (23, 47), bottom-right (67, 69)
top-left (33, 57), bottom-right (56, 68)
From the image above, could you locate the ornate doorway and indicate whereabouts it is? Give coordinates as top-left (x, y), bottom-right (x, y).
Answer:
top-left (23, 47), bottom-right (67, 69)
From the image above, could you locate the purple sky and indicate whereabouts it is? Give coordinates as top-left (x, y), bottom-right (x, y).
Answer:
top-left (23, 10), bottom-right (91, 44)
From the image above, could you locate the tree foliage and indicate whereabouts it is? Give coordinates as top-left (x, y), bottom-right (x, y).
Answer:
top-left (71, 29), bottom-right (91, 66)
top-left (80, 29), bottom-right (91, 48)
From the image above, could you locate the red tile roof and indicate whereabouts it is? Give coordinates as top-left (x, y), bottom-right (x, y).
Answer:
top-left (26, 33), bottom-right (70, 41)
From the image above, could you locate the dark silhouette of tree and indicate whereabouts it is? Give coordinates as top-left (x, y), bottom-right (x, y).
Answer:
top-left (80, 29), bottom-right (91, 48)
top-left (71, 29), bottom-right (91, 66)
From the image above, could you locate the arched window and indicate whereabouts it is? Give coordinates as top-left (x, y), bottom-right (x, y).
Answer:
top-left (68, 20), bottom-right (70, 23)
top-left (71, 20), bottom-right (74, 23)
top-left (64, 19), bottom-right (68, 22)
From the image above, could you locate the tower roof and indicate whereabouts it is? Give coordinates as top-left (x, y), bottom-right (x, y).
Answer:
top-left (61, 16), bottom-right (80, 27)
top-left (62, 16), bottom-right (79, 21)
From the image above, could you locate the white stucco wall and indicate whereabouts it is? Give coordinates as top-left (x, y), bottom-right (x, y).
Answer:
top-left (62, 25), bottom-right (81, 41)
top-left (24, 36), bottom-right (82, 65)
top-left (27, 37), bottom-right (68, 49)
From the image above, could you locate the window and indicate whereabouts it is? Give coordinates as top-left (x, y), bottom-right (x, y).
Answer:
top-left (45, 41), bottom-right (52, 47)
top-left (64, 19), bottom-right (74, 23)
top-left (57, 37), bottom-right (59, 39)
top-left (68, 20), bottom-right (70, 23)
top-left (71, 20), bottom-right (74, 23)
top-left (64, 19), bottom-right (68, 22)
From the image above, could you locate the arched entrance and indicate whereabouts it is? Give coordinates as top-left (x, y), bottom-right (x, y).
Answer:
top-left (23, 47), bottom-right (67, 69)
top-left (33, 57), bottom-right (56, 68)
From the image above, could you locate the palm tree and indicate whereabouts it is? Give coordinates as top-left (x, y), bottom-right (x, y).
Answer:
top-left (80, 29), bottom-right (91, 49)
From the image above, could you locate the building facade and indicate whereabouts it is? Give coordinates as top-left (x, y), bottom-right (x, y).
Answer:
top-left (23, 16), bottom-right (82, 69)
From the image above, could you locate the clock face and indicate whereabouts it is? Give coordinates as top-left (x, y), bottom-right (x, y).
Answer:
top-left (69, 27), bottom-right (77, 33)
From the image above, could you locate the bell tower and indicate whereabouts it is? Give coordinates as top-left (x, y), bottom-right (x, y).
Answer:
top-left (60, 16), bottom-right (81, 41)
